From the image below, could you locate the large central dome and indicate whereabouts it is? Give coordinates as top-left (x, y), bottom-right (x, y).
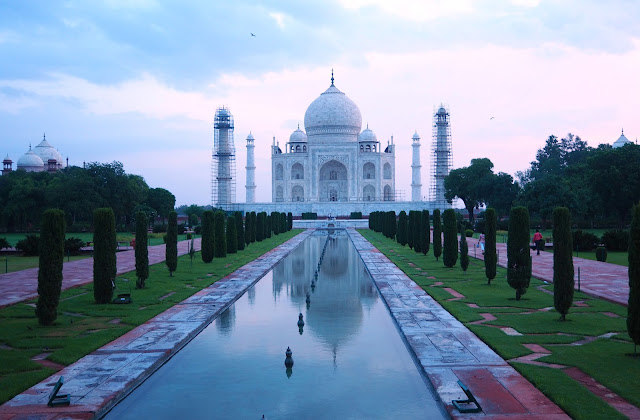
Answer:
top-left (304, 82), bottom-right (362, 139)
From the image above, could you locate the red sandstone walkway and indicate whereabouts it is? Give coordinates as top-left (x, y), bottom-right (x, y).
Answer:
top-left (0, 239), bottom-right (201, 308)
top-left (466, 237), bottom-right (629, 306)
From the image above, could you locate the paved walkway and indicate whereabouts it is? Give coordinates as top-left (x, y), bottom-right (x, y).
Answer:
top-left (466, 237), bottom-right (629, 306)
top-left (0, 239), bottom-right (202, 309)
top-left (0, 230), bottom-right (313, 420)
top-left (347, 229), bottom-right (568, 419)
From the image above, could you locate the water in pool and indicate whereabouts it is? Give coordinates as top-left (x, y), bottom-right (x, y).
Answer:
top-left (104, 231), bottom-right (446, 419)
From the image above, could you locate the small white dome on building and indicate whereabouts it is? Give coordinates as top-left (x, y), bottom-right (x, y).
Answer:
top-left (33, 135), bottom-right (63, 167)
top-left (358, 126), bottom-right (377, 143)
top-left (412, 131), bottom-right (420, 141)
top-left (613, 129), bottom-right (632, 148)
top-left (17, 148), bottom-right (44, 172)
top-left (304, 79), bottom-right (362, 139)
top-left (289, 125), bottom-right (308, 143)
top-left (246, 132), bottom-right (254, 140)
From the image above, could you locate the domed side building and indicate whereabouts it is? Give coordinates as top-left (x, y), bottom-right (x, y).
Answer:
top-left (271, 75), bottom-right (396, 203)
top-left (3, 134), bottom-right (66, 174)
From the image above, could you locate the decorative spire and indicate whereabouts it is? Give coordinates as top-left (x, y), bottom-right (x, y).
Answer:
top-left (331, 68), bottom-right (334, 86)
top-left (43, 133), bottom-right (46, 141)
top-left (622, 128), bottom-right (624, 135)
top-left (29, 143), bottom-right (31, 150)
top-left (297, 123), bottom-right (300, 129)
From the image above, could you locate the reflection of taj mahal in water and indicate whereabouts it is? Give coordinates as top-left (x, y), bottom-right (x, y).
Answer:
top-left (214, 72), bottom-right (453, 216)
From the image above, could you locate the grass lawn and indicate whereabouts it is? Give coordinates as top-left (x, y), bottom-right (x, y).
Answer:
top-left (359, 229), bottom-right (638, 420)
top-left (570, 250), bottom-right (628, 267)
top-left (0, 232), bottom-right (167, 248)
top-left (0, 229), bottom-right (302, 404)
top-left (0, 255), bottom-right (91, 274)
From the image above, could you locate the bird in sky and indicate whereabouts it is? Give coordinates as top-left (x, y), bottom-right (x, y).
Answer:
top-left (490, 116), bottom-right (495, 120)
top-left (251, 33), bottom-right (256, 37)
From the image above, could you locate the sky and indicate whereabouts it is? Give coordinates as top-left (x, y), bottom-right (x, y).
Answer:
top-left (1, 0), bottom-right (639, 206)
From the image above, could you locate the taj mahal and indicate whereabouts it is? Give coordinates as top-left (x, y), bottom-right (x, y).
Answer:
top-left (212, 73), bottom-right (454, 216)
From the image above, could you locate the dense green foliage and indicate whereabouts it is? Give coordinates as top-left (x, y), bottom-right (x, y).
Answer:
top-left (200, 211), bottom-right (214, 263)
top-left (214, 211), bottom-right (227, 258)
top-left (226, 216), bottom-right (237, 254)
top-left (442, 209), bottom-right (458, 268)
top-left (256, 212), bottom-right (265, 242)
top-left (629, 204), bottom-right (640, 353)
top-left (553, 207), bottom-right (574, 320)
top-left (234, 211), bottom-right (245, 251)
top-left (407, 211), bottom-right (415, 249)
top-left (135, 211), bottom-right (149, 288)
top-left (271, 211), bottom-right (280, 235)
top-left (349, 211), bottom-right (362, 219)
top-left (411, 211), bottom-right (422, 253)
top-left (0, 237), bottom-right (10, 249)
top-left (397, 211), bottom-right (407, 246)
top-left (36, 209), bottom-right (66, 325)
top-left (15, 234), bottom-right (40, 256)
top-left (301, 212), bottom-right (317, 220)
top-left (386, 211), bottom-right (396, 240)
top-left (421, 210), bottom-right (430, 255)
top-left (93, 208), bottom-right (116, 303)
top-left (484, 208), bottom-right (497, 285)
top-left (572, 230), bottom-right (599, 252)
top-left (165, 211), bottom-right (178, 276)
top-left (288, 212), bottom-right (293, 230)
top-left (244, 211), bottom-right (252, 245)
top-left (507, 206), bottom-right (531, 300)
top-left (595, 246), bottom-right (607, 262)
top-left (266, 215), bottom-right (272, 238)
top-left (460, 232), bottom-right (469, 273)
top-left (250, 212), bottom-right (257, 243)
top-left (602, 230), bottom-right (629, 251)
top-left (433, 209), bottom-right (442, 261)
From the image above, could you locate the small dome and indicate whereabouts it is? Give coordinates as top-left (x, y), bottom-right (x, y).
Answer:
top-left (3, 154), bottom-right (11, 162)
top-left (412, 131), bottom-right (420, 140)
top-left (17, 148), bottom-right (44, 170)
top-left (613, 129), bottom-right (631, 148)
top-left (358, 126), bottom-right (377, 143)
top-left (289, 126), bottom-right (308, 143)
top-left (437, 106), bottom-right (447, 115)
top-left (247, 132), bottom-right (254, 140)
top-left (304, 82), bottom-right (362, 139)
top-left (33, 136), bottom-right (63, 166)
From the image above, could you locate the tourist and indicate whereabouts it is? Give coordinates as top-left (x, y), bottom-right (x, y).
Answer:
top-left (533, 229), bottom-right (544, 255)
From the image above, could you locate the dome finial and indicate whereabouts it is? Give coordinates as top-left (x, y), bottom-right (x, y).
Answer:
top-left (622, 127), bottom-right (624, 135)
top-left (331, 68), bottom-right (334, 86)
top-left (43, 132), bottom-right (46, 141)
top-left (297, 123), bottom-right (300, 129)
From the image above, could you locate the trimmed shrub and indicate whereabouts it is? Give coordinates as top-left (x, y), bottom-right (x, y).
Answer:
top-left (474, 219), bottom-right (486, 234)
top-left (93, 208), bottom-right (116, 303)
top-left (201, 211), bottom-right (214, 263)
top-left (226, 216), bottom-right (237, 254)
top-left (288, 212), bottom-right (293, 230)
top-left (602, 229), bottom-right (629, 252)
top-left (250, 212), bottom-right (257, 243)
top-left (350, 211), bottom-right (362, 219)
top-left (177, 223), bottom-right (186, 235)
top-left (214, 210), bottom-right (227, 258)
top-left (152, 223), bottom-right (167, 233)
top-left (628, 203), bottom-right (640, 354)
top-left (272, 212), bottom-right (280, 235)
top-left (397, 211), bottom-right (408, 246)
top-left (507, 206), bottom-right (531, 300)
top-left (442, 209), bottom-right (458, 268)
top-left (135, 211), bottom-right (149, 288)
top-left (572, 230), bottom-right (598, 252)
top-left (36, 209), bottom-right (66, 325)
top-left (194, 225), bottom-right (202, 235)
top-left (0, 237), bottom-right (10, 250)
top-left (553, 207), bottom-right (574, 321)
top-left (166, 211), bottom-right (178, 276)
top-left (388, 211), bottom-right (397, 240)
top-left (407, 211), bottom-right (415, 249)
top-left (460, 233), bottom-right (469, 273)
top-left (484, 208), bottom-right (497, 285)
top-left (266, 215), bottom-right (272, 238)
top-left (16, 235), bottom-right (40, 256)
top-left (596, 246), bottom-right (607, 262)
top-left (234, 211), bottom-right (245, 251)
top-left (64, 237), bottom-right (85, 255)
top-left (433, 209), bottom-right (442, 261)
top-left (421, 210), bottom-right (430, 255)
top-left (280, 212), bottom-right (287, 233)
top-left (412, 211), bottom-right (422, 254)
top-left (256, 212), bottom-right (265, 242)
top-left (465, 229), bottom-right (474, 237)
top-left (302, 212), bottom-right (317, 220)
top-left (245, 212), bottom-right (252, 246)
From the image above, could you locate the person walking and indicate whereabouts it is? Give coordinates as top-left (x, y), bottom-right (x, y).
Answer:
top-left (533, 229), bottom-right (544, 255)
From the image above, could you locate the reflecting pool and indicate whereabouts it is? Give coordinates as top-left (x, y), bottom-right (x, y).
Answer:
top-left (104, 231), bottom-right (446, 419)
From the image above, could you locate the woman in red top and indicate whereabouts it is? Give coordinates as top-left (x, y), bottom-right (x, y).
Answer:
top-left (533, 229), bottom-right (544, 255)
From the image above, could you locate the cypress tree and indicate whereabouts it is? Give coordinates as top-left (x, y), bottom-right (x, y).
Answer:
top-left (266, 214), bottom-right (272, 238)
top-left (36, 209), bottom-right (65, 325)
top-left (389, 211), bottom-right (397, 240)
top-left (397, 211), bottom-right (408, 245)
top-left (627, 203), bottom-right (640, 354)
top-left (443, 209), bottom-right (458, 268)
top-left (262, 212), bottom-right (268, 239)
top-left (433, 209), bottom-right (442, 261)
top-left (135, 211), bottom-right (149, 288)
top-left (256, 212), bottom-right (265, 242)
top-left (234, 211), bottom-right (245, 251)
top-left (272, 212), bottom-right (280, 235)
top-left (166, 211), bottom-right (178, 276)
top-left (507, 206), bottom-right (531, 300)
top-left (288, 212), bottom-right (293, 231)
top-left (460, 232), bottom-right (469, 273)
top-left (280, 212), bottom-right (287, 233)
top-left (251, 212), bottom-right (257, 242)
top-left (245, 212), bottom-right (252, 246)
top-left (93, 208), bottom-right (116, 303)
top-left (553, 207), bottom-right (574, 321)
top-left (201, 210), bottom-right (214, 262)
top-left (414, 210), bottom-right (422, 254)
top-left (214, 210), bottom-right (227, 258)
top-left (484, 208), bottom-right (497, 285)
top-left (226, 215), bottom-right (238, 254)
top-left (421, 210), bottom-right (430, 255)
top-left (407, 211), bottom-right (415, 248)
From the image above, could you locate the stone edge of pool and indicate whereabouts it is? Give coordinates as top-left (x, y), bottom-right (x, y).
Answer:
top-left (346, 228), bottom-right (569, 420)
top-left (0, 229), bottom-right (315, 420)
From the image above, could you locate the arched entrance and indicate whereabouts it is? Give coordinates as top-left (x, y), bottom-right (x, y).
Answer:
top-left (319, 160), bottom-right (348, 202)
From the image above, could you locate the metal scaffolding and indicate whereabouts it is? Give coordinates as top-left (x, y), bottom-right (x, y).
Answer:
top-left (212, 107), bottom-right (236, 209)
top-left (430, 105), bottom-right (453, 209)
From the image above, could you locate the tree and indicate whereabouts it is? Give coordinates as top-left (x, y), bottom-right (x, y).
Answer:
top-left (518, 175), bottom-right (575, 229)
top-left (442, 209), bottom-right (458, 268)
top-left (36, 209), bottom-right (65, 325)
top-left (553, 207), bottom-right (574, 321)
top-left (266, 215), bottom-right (272, 238)
top-left (444, 158), bottom-right (495, 224)
top-left (135, 211), bottom-right (149, 288)
top-left (234, 211), bottom-right (245, 251)
top-left (507, 206), bottom-right (531, 300)
top-left (388, 211), bottom-right (397, 240)
top-left (166, 211), bottom-right (178, 276)
top-left (628, 203), bottom-right (640, 355)
top-left (93, 208), bottom-right (116, 303)
top-left (201, 210), bottom-right (214, 263)
top-left (413, 211), bottom-right (422, 254)
top-left (146, 187), bottom-right (176, 224)
top-left (433, 209), bottom-right (442, 261)
top-left (250, 212), bottom-right (257, 242)
top-left (288, 212), bottom-right (293, 231)
top-left (256, 212), bottom-right (265, 242)
top-left (397, 211), bottom-right (408, 245)
top-left (214, 210), bottom-right (227, 258)
top-left (407, 211), bottom-right (415, 249)
top-left (245, 212), bottom-right (252, 246)
top-left (460, 232), bottom-right (469, 273)
top-left (226, 216), bottom-right (238, 254)
top-left (487, 172), bottom-right (519, 219)
top-left (484, 208), bottom-right (497, 285)
top-left (421, 210), bottom-right (430, 255)
top-left (280, 212), bottom-right (287, 233)
top-left (272, 212), bottom-right (280, 235)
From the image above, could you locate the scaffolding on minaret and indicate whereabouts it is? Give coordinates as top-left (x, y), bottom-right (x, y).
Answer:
top-left (430, 105), bottom-right (453, 209)
top-left (212, 107), bottom-right (236, 209)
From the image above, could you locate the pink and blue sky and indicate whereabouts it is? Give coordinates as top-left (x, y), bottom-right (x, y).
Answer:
top-left (1, 0), bottom-right (638, 205)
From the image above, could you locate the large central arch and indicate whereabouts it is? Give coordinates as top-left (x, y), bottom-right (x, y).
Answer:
top-left (319, 159), bottom-right (348, 202)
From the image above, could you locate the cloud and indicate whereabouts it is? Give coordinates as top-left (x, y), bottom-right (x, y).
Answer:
top-left (338, 0), bottom-right (474, 21)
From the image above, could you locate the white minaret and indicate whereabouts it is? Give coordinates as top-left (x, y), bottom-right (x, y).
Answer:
top-left (245, 132), bottom-right (256, 203)
top-left (411, 131), bottom-right (422, 201)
